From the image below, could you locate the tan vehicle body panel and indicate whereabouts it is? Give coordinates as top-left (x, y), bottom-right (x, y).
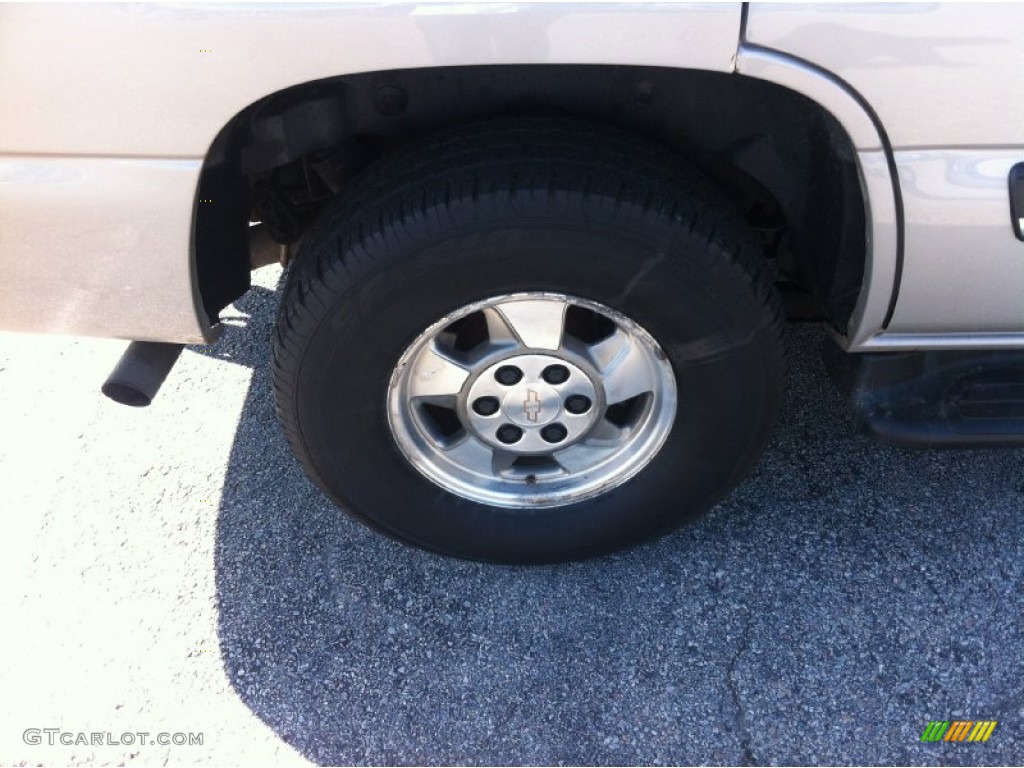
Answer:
top-left (0, 2), bottom-right (740, 343)
top-left (0, 3), bottom-right (1021, 347)
top-left (0, 3), bottom-right (741, 156)
top-left (745, 2), bottom-right (1024, 346)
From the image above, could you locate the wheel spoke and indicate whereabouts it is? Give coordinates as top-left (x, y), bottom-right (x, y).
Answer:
top-left (442, 438), bottom-right (522, 477)
top-left (492, 299), bottom-right (566, 350)
top-left (552, 419), bottom-right (627, 473)
top-left (599, 334), bottom-right (658, 405)
top-left (589, 418), bottom-right (627, 443)
top-left (481, 306), bottom-right (521, 347)
top-left (585, 328), bottom-right (630, 370)
top-left (409, 344), bottom-right (471, 400)
top-left (441, 435), bottom-right (495, 476)
top-left (491, 449), bottom-right (519, 475)
top-left (388, 291), bottom-right (677, 509)
top-left (554, 440), bottom-right (620, 474)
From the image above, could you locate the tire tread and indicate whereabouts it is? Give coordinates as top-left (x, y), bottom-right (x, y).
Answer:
top-left (272, 117), bottom-right (785, 560)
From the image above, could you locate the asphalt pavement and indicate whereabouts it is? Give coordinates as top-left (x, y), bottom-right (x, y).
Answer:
top-left (1, 264), bottom-right (1021, 766)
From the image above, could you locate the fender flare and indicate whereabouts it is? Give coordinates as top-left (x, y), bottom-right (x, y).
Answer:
top-left (736, 44), bottom-right (903, 348)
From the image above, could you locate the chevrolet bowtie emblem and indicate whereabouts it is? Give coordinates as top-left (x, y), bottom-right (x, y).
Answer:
top-left (523, 389), bottom-right (543, 422)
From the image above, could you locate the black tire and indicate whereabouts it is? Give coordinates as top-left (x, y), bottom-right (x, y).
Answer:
top-left (273, 118), bottom-right (784, 563)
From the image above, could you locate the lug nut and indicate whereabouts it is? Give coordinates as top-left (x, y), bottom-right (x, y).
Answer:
top-left (540, 423), bottom-right (568, 443)
top-left (495, 365), bottom-right (523, 386)
top-left (542, 364), bottom-right (570, 384)
top-left (565, 394), bottom-right (592, 414)
top-left (496, 424), bottom-right (523, 444)
top-left (472, 396), bottom-right (500, 416)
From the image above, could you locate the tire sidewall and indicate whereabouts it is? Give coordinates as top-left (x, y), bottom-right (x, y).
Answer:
top-left (291, 211), bottom-right (781, 562)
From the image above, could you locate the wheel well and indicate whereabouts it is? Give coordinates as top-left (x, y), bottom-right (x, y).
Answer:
top-left (195, 64), bottom-right (866, 333)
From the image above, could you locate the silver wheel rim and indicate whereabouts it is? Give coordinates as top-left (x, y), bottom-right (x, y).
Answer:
top-left (387, 292), bottom-right (677, 508)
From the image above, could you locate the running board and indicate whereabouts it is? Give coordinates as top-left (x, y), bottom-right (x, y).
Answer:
top-left (824, 343), bottom-right (1024, 448)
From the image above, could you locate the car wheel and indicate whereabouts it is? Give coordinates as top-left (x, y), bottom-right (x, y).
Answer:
top-left (273, 118), bottom-right (784, 563)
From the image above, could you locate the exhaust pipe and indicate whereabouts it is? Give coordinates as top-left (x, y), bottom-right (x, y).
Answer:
top-left (102, 341), bottom-right (185, 407)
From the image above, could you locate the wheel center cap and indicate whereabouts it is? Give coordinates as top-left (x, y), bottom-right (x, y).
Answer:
top-left (503, 384), bottom-right (561, 427)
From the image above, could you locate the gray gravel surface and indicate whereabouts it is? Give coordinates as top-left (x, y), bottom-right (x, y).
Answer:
top-left (1, 265), bottom-right (1021, 766)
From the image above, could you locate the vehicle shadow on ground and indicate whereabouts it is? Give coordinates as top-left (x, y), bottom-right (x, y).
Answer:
top-left (213, 281), bottom-right (1023, 766)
